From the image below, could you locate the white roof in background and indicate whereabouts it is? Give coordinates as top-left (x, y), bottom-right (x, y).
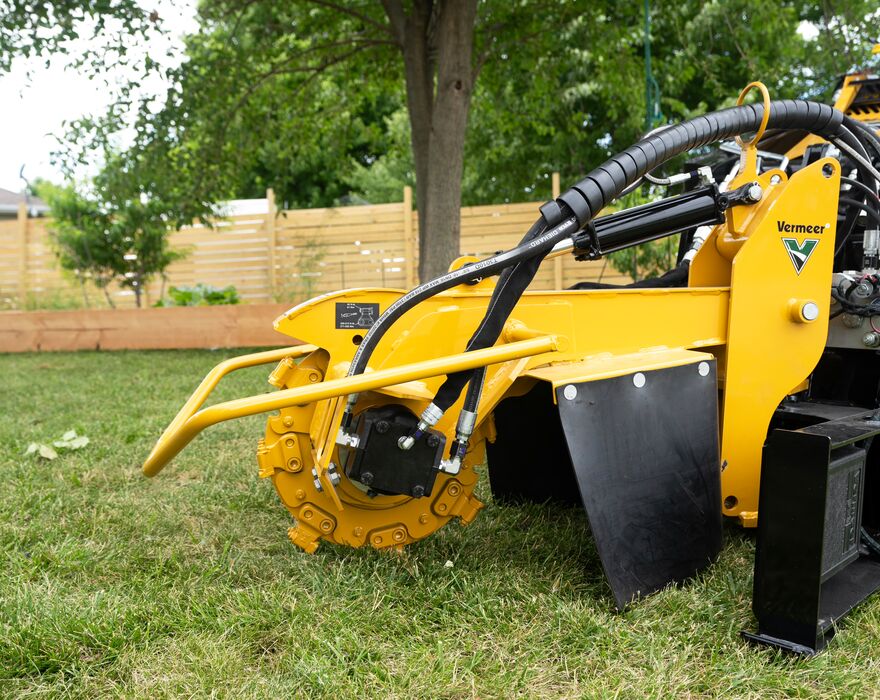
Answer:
top-left (216, 198), bottom-right (268, 216)
top-left (0, 187), bottom-right (49, 215)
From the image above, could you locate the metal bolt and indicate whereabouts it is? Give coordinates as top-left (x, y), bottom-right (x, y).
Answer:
top-left (448, 483), bottom-right (461, 497)
top-left (295, 489), bottom-right (305, 500)
top-left (800, 302), bottom-right (820, 322)
top-left (375, 420), bottom-right (390, 434)
top-left (360, 471), bottom-right (374, 486)
top-left (411, 484), bottom-right (425, 498)
top-left (426, 435), bottom-right (440, 448)
top-left (746, 183), bottom-right (763, 203)
top-left (418, 513), bottom-right (429, 525)
top-left (633, 372), bottom-right (646, 388)
top-left (863, 332), bottom-right (880, 348)
top-left (287, 457), bottom-right (301, 471)
top-left (311, 468), bottom-right (323, 492)
top-left (327, 463), bottom-right (341, 486)
top-left (320, 519), bottom-right (333, 532)
top-left (282, 416), bottom-right (294, 427)
top-left (563, 384), bottom-right (578, 401)
top-left (285, 438), bottom-right (295, 447)
top-left (854, 281), bottom-right (873, 298)
top-left (698, 362), bottom-right (710, 377)
top-left (336, 430), bottom-right (359, 448)
top-left (398, 435), bottom-right (415, 450)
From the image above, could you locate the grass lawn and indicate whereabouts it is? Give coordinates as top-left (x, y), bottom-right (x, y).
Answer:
top-left (2, 349), bottom-right (880, 698)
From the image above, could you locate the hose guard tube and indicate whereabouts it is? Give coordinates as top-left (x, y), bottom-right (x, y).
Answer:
top-left (550, 100), bottom-right (844, 227)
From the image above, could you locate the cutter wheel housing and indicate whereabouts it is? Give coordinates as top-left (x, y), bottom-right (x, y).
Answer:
top-left (143, 64), bottom-right (880, 655)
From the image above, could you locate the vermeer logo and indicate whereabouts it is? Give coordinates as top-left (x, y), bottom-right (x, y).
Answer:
top-left (781, 237), bottom-right (820, 275)
top-left (777, 220), bottom-right (828, 234)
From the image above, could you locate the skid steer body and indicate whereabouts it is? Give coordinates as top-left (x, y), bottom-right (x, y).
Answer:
top-left (142, 71), bottom-right (880, 653)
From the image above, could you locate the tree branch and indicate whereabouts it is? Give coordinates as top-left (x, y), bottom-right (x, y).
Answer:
top-left (380, 0), bottom-right (406, 45)
top-left (304, 0), bottom-right (394, 39)
top-left (223, 40), bottom-right (385, 137)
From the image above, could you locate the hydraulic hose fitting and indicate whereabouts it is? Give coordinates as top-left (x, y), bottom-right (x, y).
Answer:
top-left (864, 229), bottom-right (879, 269)
top-left (398, 402), bottom-right (444, 450)
top-left (341, 394), bottom-right (361, 430)
top-left (438, 409), bottom-right (479, 475)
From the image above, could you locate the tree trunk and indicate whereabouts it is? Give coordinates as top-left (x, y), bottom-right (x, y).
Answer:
top-left (385, 0), bottom-right (479, 282)
top-left (398, 3), bottom-right (433, 277)
top-left (420, 0), bottom-right (476, 281)
top-left (78, 275), bottom-right (90, 308)
top-left (101, 284), bottom-right (116, 309)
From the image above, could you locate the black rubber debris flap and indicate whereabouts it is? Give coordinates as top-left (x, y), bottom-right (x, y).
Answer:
top-left (555, 360), bottom-right (723, 608)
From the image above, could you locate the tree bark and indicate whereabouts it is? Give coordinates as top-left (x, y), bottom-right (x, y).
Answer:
top-left (420, 0), bottom-right (476, 281)
top-left (384, 0), bottom-right (479, 282)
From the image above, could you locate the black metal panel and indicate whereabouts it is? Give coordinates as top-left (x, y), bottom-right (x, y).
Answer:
top-left (555, 361), bottom-right (723, 608)
top-left (486, 382), bottom-right (581, 506)
top-left (746, 409), bottom-right (880, 655)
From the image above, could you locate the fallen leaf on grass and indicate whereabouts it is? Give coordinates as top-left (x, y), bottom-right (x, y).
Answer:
top-left (25, 443), bottom-right (58, 460)
top-left (25, 430), bottom-right (90, 459)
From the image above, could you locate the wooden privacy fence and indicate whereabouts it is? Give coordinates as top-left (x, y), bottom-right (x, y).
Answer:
top-left (0, 178), bottom-right (628, 310)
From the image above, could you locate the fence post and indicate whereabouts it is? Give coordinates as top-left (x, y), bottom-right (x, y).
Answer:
top-left (403, 185), bottom-right (415, 287)
top-left (552, 172), bottom-right (563, 289)
top-left (266, 188), bottom-right (277, 300)
top-left (17, 202), bottom-right (27, 308)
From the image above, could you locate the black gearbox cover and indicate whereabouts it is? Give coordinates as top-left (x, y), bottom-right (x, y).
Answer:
top-left (344, 404), bottom-right (445, 498)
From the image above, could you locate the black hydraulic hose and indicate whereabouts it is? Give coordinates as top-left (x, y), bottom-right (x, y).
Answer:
top-left (845, 116), bottom-right (880, 163)
top-left (433, 248), bottom-right (548, 412)
top-left (839, 197), bottom-right (880, 227)
top-left (346, 215), bottom-right (577, 379)
top-left (842, 177), bottom-right (880, 210)
top-left (830, 125), bottom-right (880, 195)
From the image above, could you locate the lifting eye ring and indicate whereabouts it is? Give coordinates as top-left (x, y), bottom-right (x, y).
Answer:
top-left (735, 81), bottom-right (771, 149)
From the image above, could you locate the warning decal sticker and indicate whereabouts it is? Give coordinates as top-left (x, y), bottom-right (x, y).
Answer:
top-left (335, 302), bottom-right (380, 329)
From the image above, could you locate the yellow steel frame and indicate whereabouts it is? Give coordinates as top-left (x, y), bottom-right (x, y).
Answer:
top-left (142, 335), bottom-right (565, 477)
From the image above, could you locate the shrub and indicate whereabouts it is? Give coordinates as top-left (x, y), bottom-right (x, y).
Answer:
top-left (156, 283), bottom-right (240, 307)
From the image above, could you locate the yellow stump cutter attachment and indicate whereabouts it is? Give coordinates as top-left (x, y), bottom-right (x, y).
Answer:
top-left (143, 74), bottom-right (880, 654)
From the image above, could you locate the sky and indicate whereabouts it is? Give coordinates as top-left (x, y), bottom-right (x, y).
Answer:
top-left (0, 1), bottom-right (198, 193)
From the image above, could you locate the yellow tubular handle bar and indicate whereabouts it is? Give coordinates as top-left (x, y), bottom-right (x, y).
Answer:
top-left (142, 334), bottom-right (565, 477)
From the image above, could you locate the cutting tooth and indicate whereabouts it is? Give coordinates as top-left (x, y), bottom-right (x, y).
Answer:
top-left (287, 525), bottom-right (320, 554)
